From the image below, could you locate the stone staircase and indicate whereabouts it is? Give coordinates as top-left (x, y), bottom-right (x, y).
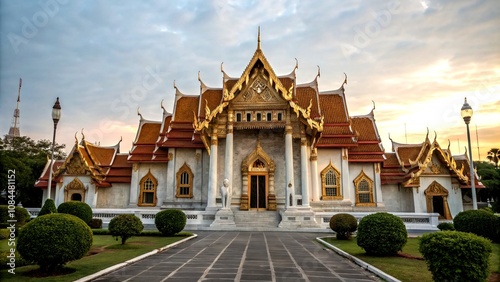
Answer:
top-left (233, 210), bottom-right (281, 229)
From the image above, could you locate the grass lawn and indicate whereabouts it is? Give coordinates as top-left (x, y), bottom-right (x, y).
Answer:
top-left (322, 237), bottom-right (500, 282)
top-left (0, 233), bottom-right (193, 282)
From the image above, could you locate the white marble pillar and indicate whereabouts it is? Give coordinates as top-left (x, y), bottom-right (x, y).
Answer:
top-left (310, 148), bottom-right (320, 202)
top-left (285, 123), bottom-right (294, 208)
top-left (206, 130), bottom-right (218, 209)
top-left (224, 111), bottom-right (234, 206)
top-left (165, 149), bottom-right (176, 205)
top-left (300, 136), bottom-right (310, 207)
top-left (129, 163), bottom-right (140, 207)
top-left (374, 163), bottom-right (385, 207)
top-left (341, 148), bottom-right (351, 202)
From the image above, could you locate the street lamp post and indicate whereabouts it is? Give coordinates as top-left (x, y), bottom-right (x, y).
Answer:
top-left (47, 97), bottom-right (61, 200)
top-left (461, 97), bottom-right (477, 210)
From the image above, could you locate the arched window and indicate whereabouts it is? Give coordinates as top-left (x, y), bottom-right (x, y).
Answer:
top-left (176, 163), bottom-right (193, 198)
top-left (320, 163), bottom-right (342, 200)
top-left (354, 170), bottom-right (375, 206)
top-left (138, 170), bottom-right (157, 206)
top-left (277, 112), bottom-right (283, 121)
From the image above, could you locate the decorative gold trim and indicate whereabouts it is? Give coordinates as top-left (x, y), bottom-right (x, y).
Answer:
top-left (320, 161), bottom-right (342, 200)
top-left (64, 178), bottom-right (86, 202)
top-left (138, 170), bottom-right (158, 206)
top-left (403, 141), bottom-right (469, 186)
top-left (241, 141), bottom-right (275, 173)
top-left (176, 163), bottom-right (194, 198)
top-left (424, 181), bottom-right (452, 220)
top-left (353, 170), bottom-right (375, 206)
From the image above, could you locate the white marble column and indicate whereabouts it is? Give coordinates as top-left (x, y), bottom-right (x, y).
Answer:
top-left (300, 135), bottom-right (310, 207)
top-left (374, 163), bottom-right (385, 207)
top-left (310, 148), bottom-right (320, 202)
top-left (341, 148), bottom-right (351, 202)
top-left (129, 163), bottom-right (140, 207)
top-left (206, 130), bottom-right (218, 210)
top-left (224, 111), bottom-right (234, 206)
top-left (285, 123), bottom-right (294, 208)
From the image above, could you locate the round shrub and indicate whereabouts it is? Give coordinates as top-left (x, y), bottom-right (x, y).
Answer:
top-left (89, 218), bottom-right (103, 229)
top-left (419, 231), bottom-right (492, 282)
top-left (357, 212), bottom-right (407, 256)
top-left (109, 214), bottom-right (144, 244)
top-left (38, 198), bottom-right (57, 217)
top-left (329, 213), bottom-right (357, 240)
top-left (17, 213), bottom-right (93, 273)
top-left (437, 222), bottom-right (455, 231)
top-left (453, 209), bottom-right (499, 242)
top-left (155, 209), bottom-right (187, 236)
top-left (57, 201), bottom-right (93, 225)
top-left (0, 205), bottom-right (30, 228)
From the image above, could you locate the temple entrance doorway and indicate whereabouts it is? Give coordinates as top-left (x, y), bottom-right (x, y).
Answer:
top-left (249, 173), bottom-right (267, 210)
top-left (424, 180), bottom-right (452, 220)
top-left (432, 196), bottom-right (445, 218)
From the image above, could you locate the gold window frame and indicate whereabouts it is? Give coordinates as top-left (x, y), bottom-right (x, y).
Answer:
top-left (176, 163), bottom-right (193, 198)
top-left (353, 170), bottom-right (375, 206)
top-left (138, 170), bottom-right (157, 206)
top-left (320, 162), bottom-right (342, 200)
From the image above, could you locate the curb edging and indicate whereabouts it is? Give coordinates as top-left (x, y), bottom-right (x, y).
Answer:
top-left (316, 237), bottom-right (401, 282)
top-left (74, 234), bottom-right (198, 282)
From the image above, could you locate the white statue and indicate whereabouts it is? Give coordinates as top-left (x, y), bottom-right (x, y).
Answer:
top-left (220, 178), bottom-right (231, 209)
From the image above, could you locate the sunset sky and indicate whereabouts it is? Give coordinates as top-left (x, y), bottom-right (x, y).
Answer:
top-left (1, 1), bottom-right (498, 162)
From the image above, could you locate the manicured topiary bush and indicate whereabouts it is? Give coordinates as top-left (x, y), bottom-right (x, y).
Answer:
top-left (437, 222), bottom-right (455, 231)
top-left (38, 199), bottom-right (57, 217)
top-left (454, 209), bottom-right (499, 242)
top-left (89, 218), bottom-right (103, 229)
top-left (17, 213), bottom-right (93, 273)
top-left (109, 214), bottom-right (144, 244)
top-left (419, 231), bottom-right (492, 282)
top-left (57, 201), bottom-right (93, 225)
top-left (0, 205), bottom-right (30, 228)
top-left (155, 209), bottom-right (187, 236)
top-left (357, 212), bottom-right (407, 256)
top-left (329, 213), bottom-right (357, 240)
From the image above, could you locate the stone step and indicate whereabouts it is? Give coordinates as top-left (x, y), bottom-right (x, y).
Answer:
top-left (233, 210), bottom-right (281, 227)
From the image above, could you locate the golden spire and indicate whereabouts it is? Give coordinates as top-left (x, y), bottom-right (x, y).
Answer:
top-left (257, 26), bottom-right (261, 50)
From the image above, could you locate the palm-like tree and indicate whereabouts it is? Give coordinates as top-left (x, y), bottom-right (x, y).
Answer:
top-left (487, 148), bottom-right (499, 168)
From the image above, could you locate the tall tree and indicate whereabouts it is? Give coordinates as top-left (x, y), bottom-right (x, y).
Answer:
top-left (475, 161), bottom-right (500, 212)
top-left (486, 148), bottom-right (499, 168)
top-left (0, 136), bottom-right (66, 207)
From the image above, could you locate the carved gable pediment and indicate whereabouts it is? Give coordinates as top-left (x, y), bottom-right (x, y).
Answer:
top-left (241, 141), bottom-right (275, 173)
top-left (65, 178), bottom-right (85, 191)
top-left (232, 72), bottom-right (287, 109)
top-left (65, 154), bottom-right (88, 175)
top-left (424, 181), bottom-right (448, 196)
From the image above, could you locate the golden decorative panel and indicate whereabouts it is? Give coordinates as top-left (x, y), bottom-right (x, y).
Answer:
top-left (353, 170), bottom-right (375, 206)
top-left (320, 162), bottom-right (342, 200)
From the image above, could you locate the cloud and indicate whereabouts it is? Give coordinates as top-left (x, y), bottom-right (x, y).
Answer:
top-left (0, 0), bottom-right (498, 162)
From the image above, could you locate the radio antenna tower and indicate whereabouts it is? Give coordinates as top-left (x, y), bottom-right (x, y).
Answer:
top-left (7, 78), bottom-right (22, 140)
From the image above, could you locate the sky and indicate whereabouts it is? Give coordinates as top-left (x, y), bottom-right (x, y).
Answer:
top-left (1, 0), bottom-right (499, 162)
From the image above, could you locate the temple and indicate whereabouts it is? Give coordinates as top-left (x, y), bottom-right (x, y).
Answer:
top-left (34, 34), bottom-right (482, 229)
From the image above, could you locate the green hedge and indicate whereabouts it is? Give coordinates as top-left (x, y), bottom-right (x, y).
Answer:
top-left (0, 205), bottom-right (30, 228)
top-left (437, 222), bottom-right (455, 231)
top-left (357, 212), bottom-right (407, 256)
top-left (329, 213), bottom-right (357, 240)
top-left (17, 213), bottom-right (93, 273)
top-left (38, 199), bottom-right (57, 216)
top-left (108, 214), bottom-right (144, 244)
top-left (454, 209), bottom-right (499, 242)
top-left (155, 209), bottom-right (187, 236)
top-left (419, 231), bottom-right (492, 282)
top-left (57, 201), bottom-right (93, 225)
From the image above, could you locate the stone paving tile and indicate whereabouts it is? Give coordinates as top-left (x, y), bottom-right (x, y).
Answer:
top-left (92, 231), bottom-right (380, 282)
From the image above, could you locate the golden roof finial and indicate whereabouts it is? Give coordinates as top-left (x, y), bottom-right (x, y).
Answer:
top-left (137, 107), bottom-right (143, 120)
top-left (257, 26), bottom-right (261, 50)
top-left (294, 58), bottom-right (298, 70)
top-left (342, 72), bottom-right (348, 89)
top-left (198, 71), bottom-right (201, 81)
top-left (81, 128), bottom-right (85, 140)
top-left (316, 65), bottom-right (321, 78)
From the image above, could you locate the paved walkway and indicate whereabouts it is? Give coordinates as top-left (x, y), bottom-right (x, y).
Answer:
top-left (92, 231), bottom-right (380, 282)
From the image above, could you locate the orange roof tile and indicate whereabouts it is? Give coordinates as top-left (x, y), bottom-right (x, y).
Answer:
top-left (318, 94), bottom-right (349, 123)
top-left (296, 86), bottom-right (321, 119)
top-left (174, 96), bottom-right (199, 122)
top-left (199, 89), bottom-right (222, 119)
